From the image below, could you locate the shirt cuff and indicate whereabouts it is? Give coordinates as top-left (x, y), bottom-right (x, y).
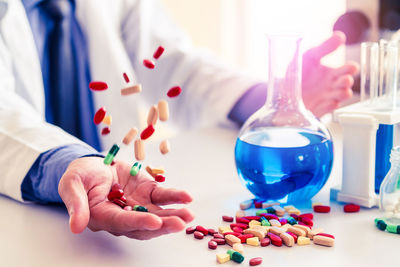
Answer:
top-left (21, 144), bottom-right (102, 203)
top-left (228, 83), bottom-right (267, 125)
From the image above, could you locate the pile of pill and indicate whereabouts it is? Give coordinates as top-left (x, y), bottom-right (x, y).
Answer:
top-left (107, 183), bottom-right (148, 211)
top-left (186, 199), bottom-right (337, 265)
top-left (88, 46), bottom-right (183, 209)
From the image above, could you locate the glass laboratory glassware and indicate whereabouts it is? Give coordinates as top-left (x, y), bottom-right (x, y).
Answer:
top-left (234, 35), bottom-right (333, 204)
top-left (379, 146), bottom-right (400, 224)
top-left (360, 42), bottom-right (378, 103)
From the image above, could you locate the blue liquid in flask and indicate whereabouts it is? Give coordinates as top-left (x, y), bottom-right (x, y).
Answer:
top-left (234, 128), bottom-right (333, 204)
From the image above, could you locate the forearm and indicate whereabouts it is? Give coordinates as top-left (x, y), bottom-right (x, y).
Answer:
top-left (21, 144), bottom-right (103, 203)
top-left (228, 83), bottom-right (267, 125)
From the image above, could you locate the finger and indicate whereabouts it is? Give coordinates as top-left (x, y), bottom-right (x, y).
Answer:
top-left (332, 75), bottom-right (354, 90)
top-left (124, 216), bottom-right (187, 240)
top-left (58, 173), bottom-right (90, 234)
top-left (90, 203), bottom-right (163, 233)
top-left (332, 62), bottom-right (359, 79)
top-left (152, 208), bottom-right (195, 223)
top-left (151, 187), bottom-right (193, 205)
top-left (304, 31), bottom-right (345, 61)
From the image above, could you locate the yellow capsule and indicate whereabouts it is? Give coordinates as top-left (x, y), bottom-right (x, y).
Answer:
top-left (102, 115), bottom-right (112, 126)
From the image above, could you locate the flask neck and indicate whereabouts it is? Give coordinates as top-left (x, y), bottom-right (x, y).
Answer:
top-left (265, 36), bottom-right (305, 111)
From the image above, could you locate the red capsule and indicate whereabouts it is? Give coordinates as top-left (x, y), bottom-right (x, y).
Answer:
top-left (299, 213), bottom-right (314, 220)
top-left (260, 237), bottom-right (271, 247)
top-left (222, 232), bottom-right (241, 237)
top-left (143, 59), bottom-right (155, 69)
top-left (244, 216), bottom-right (261, 221)
top-left (195, 225), bottom-right (208, 236)
top-left (107, 189), bottom-right (124, 201)
top-left (236, 217), bottom-right (250, 224)
top-left (254, 201), bottom-right (263, 208)
top-left (213, 233), bottom-right (224, 239)
top-left (208, 240), bottom-right (217, 249)
top-left (111, 160), bottom-right (116, 166)
top-left (238, 234), bottom-right (254, 243)
top-left (194, 231), bottom-right (204, 240)
top-left (230, 223), bottom-right (248, 229)
top-left (167, 86), bottom-right (182, 98)
top-left (111, 184), bottom-right (122, 192)
top-left (313, 205), bottom-right (331, 213)
top-left (316, 233), bottom-right (335, 239)
top-left (232, 227), bottom-right (244, 234)
top-left (208, 229), bottom-right (216, 235)
top-left (344, 204), bottom-right (360, 213)
top-left (140, 125), bottom-right (155, 140)
top-left (155, 175), bottom-right (165, 182)
top-left (89, 81), bottom-right (108, 91)
top-left (93, 107), bottom-right (106, 125)
top-left (300, 217), bottom-right (313, 227)
top-left (101, 127), bottom-right (111, 135)
top-left (222, 215), bottom-right (234, 222)
top-left (286, 232), bottom-right (298, 243)
top-left (123, 73), bottom-right (130, 83)
top-left (279, 218), bottom-right (288, 225)
top-left (260, 213), bottom-right (279, 221)
top-left (211, 238), bottom-right (226, 245)
top-left (153, 46), bottom-right (165, 59)
top-left (120, 195), bottom-right (127, 203)
top-left (186, 226), bottom-right (196, 234)
top-left (249, 257), bottom-right (263, 266)
top-left (267, 232), bottom-right (282, 247)
top-left (112, 198), bottom-right (127, 208)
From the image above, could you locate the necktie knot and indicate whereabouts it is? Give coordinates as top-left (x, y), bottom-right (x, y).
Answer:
top-left (40, 0), bottom-right (72, 21)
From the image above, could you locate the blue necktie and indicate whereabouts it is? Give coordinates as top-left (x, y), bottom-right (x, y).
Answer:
top-left (22, 0), bottom-right (101, 151)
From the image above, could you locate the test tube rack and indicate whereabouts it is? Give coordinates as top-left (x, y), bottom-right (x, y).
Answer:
top-left (330, 99), bottom-right (400, 208)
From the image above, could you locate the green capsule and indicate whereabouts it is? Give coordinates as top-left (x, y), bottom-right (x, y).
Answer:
top-left (288, 217), bottom-right (297, 225)
top-left (260, 217), bottom-right (271, 226)
top-left (266, 207), bottom-right (276, 214)
top-left (376, 220), bottom-right (387, 231)
top-left (387, 224), bottom-right (397, 233)
top-left (103, 153), bottom-right (114, 165)
top-left (109, 144), bottom-right (120, 156)
top-left (255, 209), bottom-right (267, 216)
top-left (231, 252), bottom-right (244, 263)
top-left (133, 205), bottom-right (140, 211)
top-left (136, 206), bottom-right (148, 212)
top-left (226, 249), bottom-right (235, 258)
top-left (130, 166), bottom-right (139, 176)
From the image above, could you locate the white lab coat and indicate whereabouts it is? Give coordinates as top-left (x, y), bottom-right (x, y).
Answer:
top-left (0, 0), bottom-right (256, 201)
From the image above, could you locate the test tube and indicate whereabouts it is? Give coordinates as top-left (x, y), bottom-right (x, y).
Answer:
top-left (378, 39), bottom-right (398, 109)
top-left (360, 42), bottom-right (379, 103)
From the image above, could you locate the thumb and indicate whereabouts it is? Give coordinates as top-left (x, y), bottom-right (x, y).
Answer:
top-left (58, 173), bottom-right (90, 234)
top-left (305, 31), bottom-right (346, 61)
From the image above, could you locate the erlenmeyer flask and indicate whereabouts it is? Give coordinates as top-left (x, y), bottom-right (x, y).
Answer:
top-left (234, 35), bottom-right (334, 204)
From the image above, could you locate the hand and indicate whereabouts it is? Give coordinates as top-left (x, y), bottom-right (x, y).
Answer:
top-left (302, 31), bottom-right (359, 117)
top-left (58, 157), bottom-right (194, 240)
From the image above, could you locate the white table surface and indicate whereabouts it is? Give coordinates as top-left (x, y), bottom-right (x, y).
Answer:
top-left (0, 124), bottom-right (398, 267)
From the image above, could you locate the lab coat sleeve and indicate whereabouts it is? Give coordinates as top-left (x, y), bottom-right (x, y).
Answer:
top-left (0, 35), bottom-right (91, 202)
top-left (120, 0), bottom-right (262, 129)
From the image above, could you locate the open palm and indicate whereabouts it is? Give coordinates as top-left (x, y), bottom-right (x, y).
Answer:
top-left (58, 157), bottom-right (194, 240)
top-left (302, 31), bottom-right (359, 117)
